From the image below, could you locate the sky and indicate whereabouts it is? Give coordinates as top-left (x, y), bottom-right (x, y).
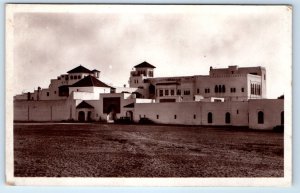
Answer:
top-left (12, 5), bottom-right (291, 98)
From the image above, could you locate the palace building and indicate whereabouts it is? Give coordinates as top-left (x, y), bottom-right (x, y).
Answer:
top-left (14, 61), bottom-right (284, 130)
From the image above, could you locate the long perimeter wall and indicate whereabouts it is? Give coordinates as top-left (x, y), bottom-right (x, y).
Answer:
top-left (134, 99), bottom-right (283, 129)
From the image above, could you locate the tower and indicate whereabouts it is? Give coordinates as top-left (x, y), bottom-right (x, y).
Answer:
top-left (128, 61), bottom-right (156, 88)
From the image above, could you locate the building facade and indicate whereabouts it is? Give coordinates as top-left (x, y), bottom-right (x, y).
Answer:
top-left (14, 62), bottom-right (283, 130)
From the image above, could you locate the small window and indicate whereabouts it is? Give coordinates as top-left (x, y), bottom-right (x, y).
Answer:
top-left (222, 85), bottom-right (225, 93)
top-left (237, 110), bottom-right (239, 114)
top-left (157, 115), bottom-right (159, 119)
top-left (47, 92), bottom-right (49, 96)
top-left (174, 115), bottom-right (177, 119)
top-left (197, 88), bottom-right (200, 94)
top-left (215, 85), bottom-right (218, 93)
top-left (184, 90), bottom-right (190, 95)
top-left (70, 75), bottom-right (73, 80)
top-left (177, 89), bottom-right (181, 95)
top-left (159, 90), bottom-right (163, 97)
top-left (54, 91), bottom-right (56, 94)
top-left (165, 89), bottom-right (169, 96)
top-left (241, 88), bottom-right (244, 92)
top-left (78, 75), bottom-right (82, 79)
top-left (171, 89), bottom-right (175, 96)
top-left (194, 114), bottom-right (196, 119)
top-left (74, 75), bottom-right (77, 79)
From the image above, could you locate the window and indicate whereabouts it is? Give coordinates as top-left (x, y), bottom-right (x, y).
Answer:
top-left (205, 88), bottom-right (210, 93)
top-left (230, 88), bottom-right (236, 93)
top-left (149, 71), bottom-right (153, 77)
top-left (194, 114), bottom-right (196, 119)
top-left (241, 88), bottom-right (244, 92)
top-left (65, 76), bottom-right (69, 80)
top-left (74, 75), bottom-right (77, 79)
top-left (78, 75), bottom-right (82, 79)
top-left (281, 111), bottom-right (284, 125)
top-left (157, 115), bottom-right (159, 119)
top-left (159, 90), bottom-right (163, 97)
top-left (225, 112), bottom-right (231, 124)
top-left (184, 90), bottom-right (190, 95)
top-left (237, 110), bottom-right (239, 114)
top-left (54, 91), bottom-right (56, 94)
top-left (165, 89), bottom-right (169, 96)
top-left (171, 89), bottom-right (175, 96)
top-left (47, 92), bottom-right (49, 96)
top-left (174, 115), bottom-right (177, 119)
top-left (258, 111), bottom-right (264, 124)
top-left (177, 89), bottom-right (181, 95)
top-left (222, 85), bottom-right (225, 93)
top-left (208, 112), bottom-right (213, 123)
top-left (215, 85), bottom-right (218, 93)
top-left (197, 88), bottom-right (200, 94)
top-left (218, 85), bottom-right (222, 93)
top-left (70, 75), bottom-right (73, 80)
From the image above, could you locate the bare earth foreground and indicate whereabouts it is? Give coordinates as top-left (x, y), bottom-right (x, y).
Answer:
top-left (14, 123), bottom-right (283, 177)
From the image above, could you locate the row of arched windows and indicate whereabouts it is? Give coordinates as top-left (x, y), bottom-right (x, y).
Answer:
top-left (207, 112), bottom-right (231, 124)
top-left (215, 85), bottom-right (225, 93)
top-left (207, 111), bottom-right (284, 125)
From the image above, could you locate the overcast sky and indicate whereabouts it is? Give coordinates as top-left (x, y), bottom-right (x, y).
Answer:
top-left (12, 5), bottom-right (291, 98)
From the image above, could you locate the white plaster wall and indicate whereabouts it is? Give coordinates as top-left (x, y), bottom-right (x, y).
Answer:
top-left (201, 101), bottom-right (249, 126)
top-left (14, 100), bottom-right (70, 121)
top-left (248, 99), bottom-right (284, 130)
top-left (72, 91), bottom-right (100, 100)
top-left (134, 102), bottom-right (202, 125)
top-left (134, 101), bottom-right (249, 127)
top-left (195, 75), bottom-right (249, 101)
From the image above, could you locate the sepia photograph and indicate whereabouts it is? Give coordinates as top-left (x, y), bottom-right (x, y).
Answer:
top-left (5, 4), bottom-right (292, 186)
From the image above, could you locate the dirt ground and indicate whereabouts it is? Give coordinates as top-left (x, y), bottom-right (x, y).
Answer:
top-left (14, 123), bottom-right (284, 177)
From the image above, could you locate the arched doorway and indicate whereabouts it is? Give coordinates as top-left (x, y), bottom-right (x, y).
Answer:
top-left (78, 111), bottom-right (85, 122)
top-left (225, 112), bottom-right (231, 124)
top-left (258, 111), bottom-right (264, 124)
top-left (208, 112), bottom-right (213, 124)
